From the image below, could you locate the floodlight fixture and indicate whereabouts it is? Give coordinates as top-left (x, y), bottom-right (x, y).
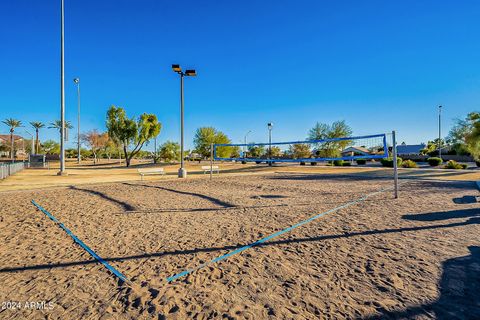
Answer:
top-left (185, 69), bottom-right (197, 76)
top-left (172, 64), bottom-right (182, 73)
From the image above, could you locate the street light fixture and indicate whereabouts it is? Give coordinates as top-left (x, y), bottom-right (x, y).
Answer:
top-left (267, 122), bottom-right (273, 166)
top-left (172, 64), bottom-right (197, 178)
top-left (73, 78), bottom-right (81, 164)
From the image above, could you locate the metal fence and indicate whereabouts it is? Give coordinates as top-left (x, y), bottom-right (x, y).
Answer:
top-left (0, 162), bottom-right (25, 179)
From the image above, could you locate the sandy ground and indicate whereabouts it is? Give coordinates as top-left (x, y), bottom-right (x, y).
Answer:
top-left (1, 173), bottom-right (479, 319)
top-left (1, 159), bottom-right (479, 192)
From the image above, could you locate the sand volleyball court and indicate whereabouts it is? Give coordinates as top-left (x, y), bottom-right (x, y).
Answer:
top-left (1, 172), bottom-right (479, 319)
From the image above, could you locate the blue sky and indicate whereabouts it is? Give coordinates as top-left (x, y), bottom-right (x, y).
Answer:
top-left (1, 1), bottom-right (479, 150)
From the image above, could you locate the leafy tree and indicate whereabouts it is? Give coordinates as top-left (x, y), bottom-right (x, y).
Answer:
top-left (158, 140), bottom-right (181, 162)
top-left (193, 127), bottom-right (233, 158)
top-left (2, 118), bottom-right (22, 160)
top-left (289, 143), bottom-right (311, 159)
top-left (447, 112), bottom-right (480, 156)
top-left (106, 105), bottom-right (161, 167)
top-left (81, 130), bottom-right (109, 164)
top-left (41, 140), bottom-right (60, 154)
top-left (465, 113), bottom-right (480, 160)
top-left (307, 120), bottom-right (352, 157)
top-left (30, 121), bottom-right (45, 154)
top-left (247, 144), bottom-right (265, 158)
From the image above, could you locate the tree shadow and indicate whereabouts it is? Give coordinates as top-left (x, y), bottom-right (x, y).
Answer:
top-left (122, 182), bottom-right (236, 208)
top-left (402, 208), bottom-right (480, 222)
top-left (69, 186), bottom-right (136, 211)
top-left (364, 246), bottom-right (480, 319)
top-left (453, 195), bottom-right (478, 204)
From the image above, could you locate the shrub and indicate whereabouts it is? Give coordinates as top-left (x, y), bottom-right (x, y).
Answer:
top-left (476, 160), bottom-right (480, 168)
top-left (333, 160), bottom-right (344, 166)
top-left (380, 157), bottom-right (403, 167)
top-left (310, 162), bottom-right (317, 166)
top-left (300, 161), bottom-right (306, 166)
top-left (241, 160), bottom-right (247, 164)
top-left (342, 162), bottom-right (351, 166)
top-left (356, 159), bottom-right (367, 165)
top-left (401, 160), bottom-right (417, 168)
top-left (445, 160), bottom-right (466, 170)
top-left (255, 161), bottom-right (262, 164)
top-left (427, 157), bottom-right (443, 166)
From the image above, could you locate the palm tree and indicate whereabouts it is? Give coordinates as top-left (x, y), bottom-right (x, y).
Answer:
top-left (30, 121), bottom-right (45, 154)
top-left (49, 120), bottom-right (73, 136)
top-left (2, 118), bottom-right (22, 161)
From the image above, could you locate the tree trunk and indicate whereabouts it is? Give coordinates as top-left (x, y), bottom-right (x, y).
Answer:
top-left (123, 145), bottom-right (130, 167)
top-left (35, 129), bottom-right (39, 154)
top-left (10, 130), bottom-right (14, 162)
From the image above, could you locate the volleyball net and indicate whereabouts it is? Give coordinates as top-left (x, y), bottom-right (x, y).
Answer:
top-left (213, 133), bottom-right (389, 163)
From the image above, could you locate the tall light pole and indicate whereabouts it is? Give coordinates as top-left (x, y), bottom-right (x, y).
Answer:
top-left (244, 130), bottom-right (252, 157)
top-left (267, 122), bottom-right (273, 166)
top-left (438, 105), bottom-right (442, 160)
top-left (73, 78), bottom-right (80, 164)
top-left (24, 130), bottom-right (34, 161)
top-left (172, 64), bottom-right (196, 178)
top-left (58, 0), bottom-right (67, 175)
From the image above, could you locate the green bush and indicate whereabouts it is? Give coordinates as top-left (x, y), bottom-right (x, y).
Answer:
top-left (356, 159), bottom-right (367, 165)
top-left (401, 159), bottom-right (417, 168)
top-left (342, 162), bottom-right (351, 166)
top-left (427, 157), bottom-right (443, 166)
top-left (300, 161), bottom-right (306, 166)
top-left (310, 162), bottom-right (317, 166)
top-left (445, 160), bottom-right (466, 170)
top-left (475, 160), bottom-right (480, 167)
top-left (333, 160), bottom-right (344, 166)
top-left (380, 157), bottom-right (403, 167)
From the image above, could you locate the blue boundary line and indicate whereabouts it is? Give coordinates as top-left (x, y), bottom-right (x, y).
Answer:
top-left (31, 200), bottom-right (129, 284)
top-left (166, 185), bottom-right (394, 282)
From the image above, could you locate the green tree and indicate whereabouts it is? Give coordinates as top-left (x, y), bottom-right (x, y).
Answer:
top-left (41, 140), bottom-right (60, 154)
top-left (465, 113), bottom-right (480, 160)
top-left (446, 112), bottom-right (480, 156)
top-left (2, 118), bottom-right (22, 160)
top-left (307, 120), bottom-right (352, 158)
top-left (193, 127), bottom-right (233, 158)
top-left (289, 143), bottom-right (311, 159)
top-left (106, 105), bottom-right (161, 167)
top-left (158, 141), bottom-right (181, 163)
top-left (247, 145), bottom-right (265, 158)
top-left (30, 121), bottom-right (45, 154)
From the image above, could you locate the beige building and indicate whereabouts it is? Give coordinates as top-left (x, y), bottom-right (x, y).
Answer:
top-left (0, 134), bottom-right (26, 158)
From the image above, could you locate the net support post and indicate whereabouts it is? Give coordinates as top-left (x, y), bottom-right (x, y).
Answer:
top-left (392, 130), bottom-right (399, 199)
top-left (210, 143), bottom-right (214, 180)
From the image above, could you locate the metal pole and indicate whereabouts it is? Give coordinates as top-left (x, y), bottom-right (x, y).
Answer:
top-left (438, 105), bottom-right (442, 160)
top-left (392, 130), bottom-right (399, 199)
top-left (58, 0), bottom-right (66, 175)
top-left (210, 143), bottom-right (213, 180)
top-left (154, 137), bottom-right (157, 164)
top-left (268, 127), bottom-right (272, 166)
top-left (178, 74), bottom-right (186, 178)
top-left (77, 80), bottom-right (81, 164)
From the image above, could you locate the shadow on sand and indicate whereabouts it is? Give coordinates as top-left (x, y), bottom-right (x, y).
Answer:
top-left (122, 182), bottom-right (236, 208)
top-left (365, 245), bottom-right (480, 319)
top-left (69, 185), bottom-right (136, 211)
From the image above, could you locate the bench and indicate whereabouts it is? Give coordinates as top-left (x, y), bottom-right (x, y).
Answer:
top-left (202, 165), bottom-right (219, 174)
top-left (137, 167), bottom-right (165, 180)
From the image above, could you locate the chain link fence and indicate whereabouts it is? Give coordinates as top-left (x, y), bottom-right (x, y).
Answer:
top-left (0, 162), bottom-right (25, 179)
